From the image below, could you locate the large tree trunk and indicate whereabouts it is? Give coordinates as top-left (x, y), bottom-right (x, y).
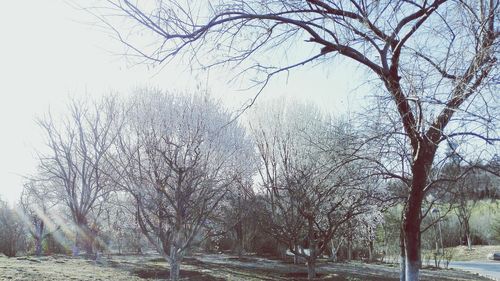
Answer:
top-left (403, 186), bottom-right (423, 281)
top-left (74, 216), bottom-right (89, 256)
top-left (170, 258), bottom-right (180, 281)
top-left (368, 240), bottom-right (374, 262)
top-left (169, 231), bottom-right (183, 281)
top-left (34, 220), bottom-right (44, 256)
top-left (82, 224), bottom-right (95, 257)
top-left (403, 145), bottom-right (435, 281)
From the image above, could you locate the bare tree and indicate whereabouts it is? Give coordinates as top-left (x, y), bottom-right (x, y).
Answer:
top-left (250, 102), bottom-right (377, 279)
top-left (19, 179), bottom-right (59, 256)
top-left (109, 90), bottom-right (254, 281)
top-left (218, 177), bottom-right (257, 258)
top-left (91, 1), bottom-right (499, 280)
top-left (36, 97), bottom-right (120, 256)
top-left (0, 198), bottom-right (25, 257)
top-left (101, 195), bottom-right (145, 255)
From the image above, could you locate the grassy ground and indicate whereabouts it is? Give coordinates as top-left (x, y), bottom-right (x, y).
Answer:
top-left (0, 255), bottom-right (143, 281)
top-left (449, 245), bottom-right (500, 261)
top-left (0, 253), bottom-right (494, 281)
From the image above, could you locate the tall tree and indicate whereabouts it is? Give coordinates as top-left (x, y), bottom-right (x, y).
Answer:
top-left (0, 198), bottom-right (25, 257)
top-left (109, 90), bottom-right (255, 281)
top-left (20, 179), bottom-right (59, 256)
top-left (36, 97), bottom-right (120, 256)
top-left (251, 102), bottom-right (376, 279)
top-left (94, 1), bottom-right (499, 280)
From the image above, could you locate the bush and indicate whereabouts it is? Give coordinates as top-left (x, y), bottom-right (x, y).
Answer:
top-left (0, 201), bottom-right (26, 257)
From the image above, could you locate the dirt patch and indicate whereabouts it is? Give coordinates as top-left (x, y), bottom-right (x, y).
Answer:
top-left (282, 272), bottom-right (326, 279)
top-left (148, 258), bottom-right (166, 263)
top-left (280, 271), bottom-right (394, 281)
top-left (227, 257), bottom-right (256, 263)
top-left (133, 268), bottom-right (225, 281)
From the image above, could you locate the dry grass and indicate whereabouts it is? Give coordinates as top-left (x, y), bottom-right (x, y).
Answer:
top-left (0, 255), bottom-right (143, 281)
top-left (450, 245), bottom-right (500, 261)
top-left (0, 253), bottom-right (495, 281)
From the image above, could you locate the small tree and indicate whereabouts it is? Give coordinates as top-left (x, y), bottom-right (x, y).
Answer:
top-left (20, 179), bottom-right (59, 256)
top-left (36, 97), bottom-right (121, 256)
top-left (0, 199), bottom-right (25, 257)
top-left (110, 90), bottom-right (255, 280)
top-left (251, 102), bottom-right (376, 279)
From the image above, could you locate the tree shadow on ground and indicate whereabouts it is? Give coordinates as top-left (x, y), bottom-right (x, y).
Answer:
top-left (133, 268), bottom-right (225, 281)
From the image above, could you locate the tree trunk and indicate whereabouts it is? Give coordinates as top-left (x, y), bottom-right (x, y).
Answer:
top-left (403, 190), bottom-right (423, 281)
top-left (235, 219), bottom-right (244, 258)
top-left (368, 240), bottom-right (374, 262)
top-left (403, 145), bottom-right (435, 281)
top-left (347, 237), bottom-right (352, 261)
top-left (35, 237), bottom-right (43, 256)
top-left (464, 221), bottom-right (472, 250)
top-left (399, 228), bottom-right (406, 281)
top-left (82, 225), bottom-right (95, 257)
top-left (307, 258), bottom-right (316, 280)
top-left (169, 242), bottom-right (182, 281)
top-left (73, 229), bottom-right (80, 256)
top-left (74, 217), bottom-right (89, 256)
top-left (170, 257), bottom-right (180, 281)
top-left (294, 244), bottom-right (299, 264)
top-left (330, 239), bottom-right (340, 262)
top-left (34, 220), bottom-right (44, 256)
top-left (307, 217), bottom-right (317, 280)
top-left (347, 222), bottom-right (353, 261)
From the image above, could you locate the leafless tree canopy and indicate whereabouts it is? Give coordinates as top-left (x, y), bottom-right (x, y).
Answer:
top-left (36, 97), bottom-right (121, 255)
top-left (90, 1), bottom-right (499, 280)
top-left (108, 90), bottom-right (255, 280)
top-left (250, 102), bottom-right (381, 278)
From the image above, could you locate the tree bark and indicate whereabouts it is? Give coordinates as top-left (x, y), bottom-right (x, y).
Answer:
top-left (73, 228), bottom-right (80, 256)
top-left (307, 217), bottom-right (317, 279)
top-left (330, 239), bottom-right (339, 262)
top-left (170, 258), bottom-right (180, 281)
top-left (307, 258), bottom-right (316, 280)
top-left (403, 189), bottom-right (423, 281)
top-left (400, 227), bottom-right (406, 281)
top-left (368, 240), bottom-right (374, 262)
top-left (464, 222), bottom-right (472, 250)
top-left (347, 221), bottom-right (353, 261)
top-left (235, 219), bottom-right (244, 258)
top-left (34, 220), bottom-right (44, 256)
top-left (403, 144), bottom-right (436, 281)
top-left (294, 244), bottom-right (299, 264)
top-left (169, 246), bottom-right (181, 281)
top-left (347, 237), bottom-right (352, 261)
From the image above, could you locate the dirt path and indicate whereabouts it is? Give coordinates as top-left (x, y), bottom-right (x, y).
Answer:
top-left (193, 254), bottom-right (494, 281)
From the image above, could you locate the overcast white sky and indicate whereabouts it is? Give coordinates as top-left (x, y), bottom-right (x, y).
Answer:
top-left (0, 1), bottom-right (368, 204)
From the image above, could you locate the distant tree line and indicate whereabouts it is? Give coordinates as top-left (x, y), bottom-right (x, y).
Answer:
top-left (0, 90), bottom-right (496, 281)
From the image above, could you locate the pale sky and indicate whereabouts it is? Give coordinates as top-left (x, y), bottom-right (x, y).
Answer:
top-left (0, 1), bottom-right (368, 204)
